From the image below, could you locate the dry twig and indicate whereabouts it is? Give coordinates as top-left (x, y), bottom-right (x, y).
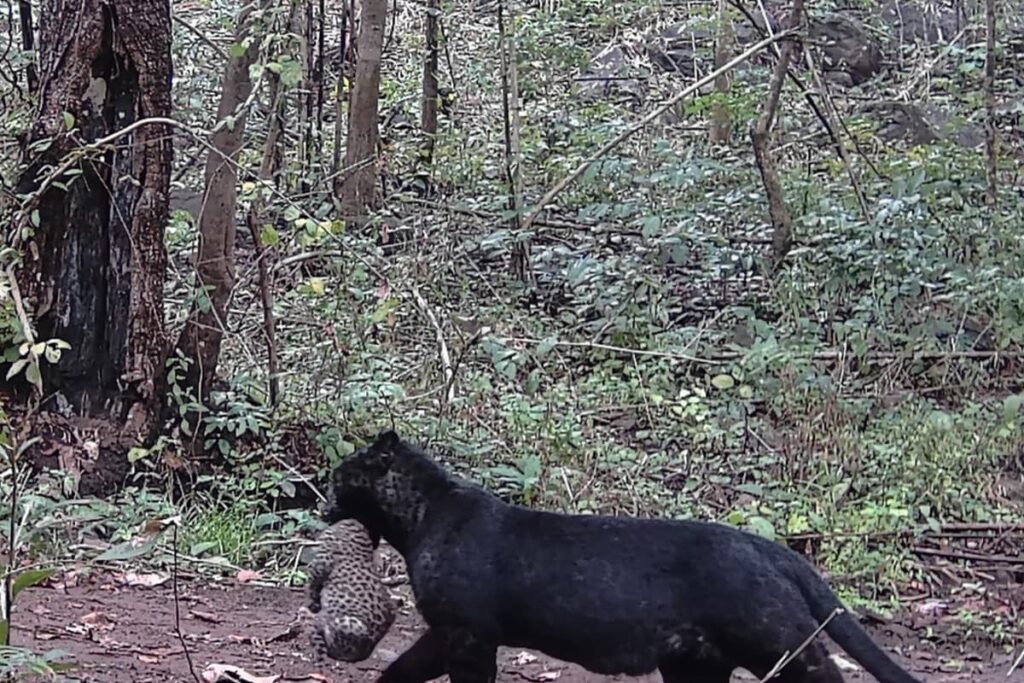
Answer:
top-left (522, 29), bottom-right (795, 231)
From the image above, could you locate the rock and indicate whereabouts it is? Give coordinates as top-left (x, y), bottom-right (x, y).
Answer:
top-left (574, 44), bottom-right (646, 108)
top-left (809, 14), bottom-right (884, 86)
top-left (859, 101), bottom-right (940, 145)
top-left (644, 24), bottom-right (706, 78)
top-left (859, 101), bottom-right (985, 147)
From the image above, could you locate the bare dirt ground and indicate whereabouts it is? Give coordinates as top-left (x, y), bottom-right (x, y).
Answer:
top-left (9, 569), bottom-right (1020, 683)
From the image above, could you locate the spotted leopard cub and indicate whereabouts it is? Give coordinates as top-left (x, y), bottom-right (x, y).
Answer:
top-left (307, 519), bottom-right (396, 662)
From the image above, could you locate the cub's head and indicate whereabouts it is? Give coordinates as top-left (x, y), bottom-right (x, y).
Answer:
top-left (323, 429), bottom-right (450, 552)
top-left (323, 430), bottom-right (400, 546)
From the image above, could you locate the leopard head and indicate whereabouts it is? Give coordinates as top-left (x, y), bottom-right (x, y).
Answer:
top-left (324, 429), bottom-right (452, 554)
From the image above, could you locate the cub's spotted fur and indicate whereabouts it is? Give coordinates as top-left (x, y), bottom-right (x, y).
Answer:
top-left (307, 519), bottom-right (395, 662)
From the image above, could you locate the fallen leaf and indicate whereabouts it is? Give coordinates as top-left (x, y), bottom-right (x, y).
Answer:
top-left (914, 599), bottom-right (948, 615)
top-left (137, 654), bottom-right (162, 664)
top-left (120, 571), bottom-right (170, 588)
top-left (236, 569), bottom-right (261, 584)
top-left (35, 631), bottom-right (59, 641)
top-left (537, 672), bottom-right (561, 681)
top-left (190, 609), bottom-right (222, 623)
top-left (830, 653), bottom-right (860, 671)
top-left (81, 612), bottom-right (115, 630)
top-left (202, 663), bottom-right (280, 683)
top-left (513, 652), bottom-right (537, 666)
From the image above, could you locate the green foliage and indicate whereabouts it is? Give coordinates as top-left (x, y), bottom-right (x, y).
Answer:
top-left (2, 0), bottom-right (1022, 648)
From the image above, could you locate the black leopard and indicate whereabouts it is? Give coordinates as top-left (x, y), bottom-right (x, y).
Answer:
top-left (324, 430), bottom-right (921, 683)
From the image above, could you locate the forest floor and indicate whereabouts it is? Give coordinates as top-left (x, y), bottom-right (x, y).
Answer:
top-left (9, 564), bottom-right (1021, 683)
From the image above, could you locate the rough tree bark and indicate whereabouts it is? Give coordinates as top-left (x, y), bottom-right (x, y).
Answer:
top-left (709, 0), bottom-right (733, 145)
top-left (751, 0), bottom-right (804, 268)
top-left (984, 0), bottom-right (997, 207)
top-left (338, 0), bottom-right (387, 219)
top-left (173, 3), bottom-right (267, 409)
top-left (420, 0), bottom-right (440, 167)
top-left (13, 0), bottom-right (172, 436)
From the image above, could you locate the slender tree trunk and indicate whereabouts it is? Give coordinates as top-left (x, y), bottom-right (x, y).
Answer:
top-left (420, 0), bottom-right (440, 167)
top-left (301, 0), bottom-right (315, 194)
top-left (984, 0), bottom-right (997, 206)
top-left (247, 66), bottom-right (289, 407)
top-left (173, 3), bottom-right (267, 410)
top-left (317, 0), bottom-right (326, 124)
top-left (709, 0), bottom-right (733, 145)
top-left (497, 0), bottom-right (529, 281)
top-left (17, 1), bottom-right (38, 93)
top-left (12, 0), bottom-right (172, 436)
top-left (751, 0), bottom-right (804, 269)
top-left (338, 0), bottom-right (387, 220)
top-left (331, 0), bottom-right (355, 179)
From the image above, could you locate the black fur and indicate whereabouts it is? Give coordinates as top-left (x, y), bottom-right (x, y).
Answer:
top-left (325, 431), bottom-right (921, 683)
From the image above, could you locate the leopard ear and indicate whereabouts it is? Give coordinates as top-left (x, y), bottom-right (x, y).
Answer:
top-left (372, 429), bottom-right (399, 451)
top-left (368, 429), bottom-right (400, 467)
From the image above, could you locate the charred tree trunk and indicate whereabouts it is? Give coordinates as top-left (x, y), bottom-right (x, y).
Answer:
top-left (12, 0), bottom-right (172, 436)
top-left (18, 1), bottom-right (38, 93)
top-left (338, 0), bottom-right (387, 220)
top-left (173, 4), bottom-right (266, 411)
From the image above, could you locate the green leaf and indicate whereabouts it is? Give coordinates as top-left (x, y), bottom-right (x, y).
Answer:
top-left (62, 112), bottom-right (75, 130)
top-left (710, 374), bottom-right (735, 390)
top-left (279, 59), bottom-right (303, 88)
top-left (12, 568), bottom-right (56, 599)
top-left (733, 483), bottom-right (763, 497)
top-left (726, 510), bottom-right (745, 525)
top-left (6, 357), bottom-right (29, 380)
top-left (536, 336), bottom-right (558, 357)
top-left (94, 531), bottom-right (164, 562)
top-left (640, 215), bottom-right (662, 238)
top-left (369, 298), bottom-right (398, 323)
top-left (30, 209), bottom-right (41, 228)
top-left (43, 345), bottom-right (62, 364)
top-left (228, 42), bottom-right (247, 59)
top-left (24, 361), bottom-right (42, 390)
top-left (259, 225), bottom-right (280, 247)
top-left (253, 513), bottom-right (281, 529)
top-left (189, 541), bottom-right (218, 557)
top-left (127, 447), bottom-right (150, 463)
top-left (1003, 393), bottom-right (1024, 420)
top-left (746, 516), bottom-right (776, 540)
top-left (738, 384), bottom-right (754, 399)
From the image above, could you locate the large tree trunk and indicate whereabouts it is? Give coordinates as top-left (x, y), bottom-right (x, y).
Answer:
top-left (338, 0), bottom-right (387, 219)
top-left (173, 3), bottom-right (267, 410)
top-left (12, 0), bottom-right (172, 436)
